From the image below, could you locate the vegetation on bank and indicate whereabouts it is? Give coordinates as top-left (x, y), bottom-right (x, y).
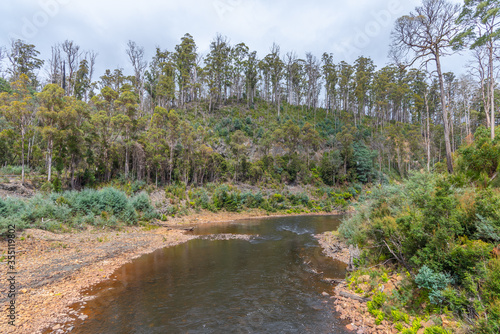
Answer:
top-left (338, 126), bottom-right (500, 333)
top-left (0, 187), bottom-right (158, 233)
top-left (0, 179), bottom-right (362, 234)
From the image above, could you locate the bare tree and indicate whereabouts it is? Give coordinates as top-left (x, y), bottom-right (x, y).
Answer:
top-left (284, 52), bottom-right (297, 105)
top-left (468, 47), bottom-right (492, 127)
top-left (126, 40), bottom-right (147, 109)
top-left (0, 45), bottom-right (5, 77)
top-left (61, 40), bottom-right (81, 95)
top-left (391, 0), bottom-right (462, 173)
top-left (458, 0), bottom-right (500, 139)
top-left (457, 74), bottom-right (475, 137)
top-left (85, 50), bottom-right (98, 84)
top-left (47, 44), bottom-right (62, 85)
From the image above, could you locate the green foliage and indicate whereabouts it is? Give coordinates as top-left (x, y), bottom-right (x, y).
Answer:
top-left (0, 188), bottom-right (158, 233)
top-left (0, 165), bottom-right (31, 175)
top-left (457, 126), bottom-right (500, 182)
top-left (414, 266), bottom-right (453, 305)
top-left (352, 141), bottom-right (377, 184)
top-left (423, 326), bottom-right (451, 334)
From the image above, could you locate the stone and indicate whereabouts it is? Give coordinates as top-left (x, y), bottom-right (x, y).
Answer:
top-left (322, 291), bottom-right (330, 296)
top-left (359, 275), bottom-right (370, 283)
top-left (358, 283), bottom-right (371, 292)
top-left (422, 319), bottom-right (435, 328)
top-left (52, 324), bottom-right (61, 330)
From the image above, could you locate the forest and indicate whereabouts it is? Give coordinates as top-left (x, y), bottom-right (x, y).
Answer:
top-left (0, 0), bottom-right (497, 190)
top-left (1, 0), bottom-right (500, 332)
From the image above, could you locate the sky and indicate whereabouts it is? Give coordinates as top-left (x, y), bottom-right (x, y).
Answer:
top-left (0, 0), bottom-right (468, 80)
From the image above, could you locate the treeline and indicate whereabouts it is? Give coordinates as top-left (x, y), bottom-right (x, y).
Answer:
top-left (0, 0), bottom-right (498, 189)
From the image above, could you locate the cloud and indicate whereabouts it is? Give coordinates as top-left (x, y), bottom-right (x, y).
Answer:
top-left (0, 0), bottom-right (467, 79)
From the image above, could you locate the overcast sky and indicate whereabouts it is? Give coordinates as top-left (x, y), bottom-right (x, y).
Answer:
top-left (1, 0), bottom-right (467, 80)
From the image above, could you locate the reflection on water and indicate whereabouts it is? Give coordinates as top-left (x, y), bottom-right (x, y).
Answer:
top-left (66, 215), bottom-right (349, 333)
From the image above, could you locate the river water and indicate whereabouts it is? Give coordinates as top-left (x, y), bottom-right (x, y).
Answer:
top-left (66, 215), bottom-right (349, 333)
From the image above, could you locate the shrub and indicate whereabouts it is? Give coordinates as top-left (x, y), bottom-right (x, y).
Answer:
top-left (415, 266), bottom-right (453, 304)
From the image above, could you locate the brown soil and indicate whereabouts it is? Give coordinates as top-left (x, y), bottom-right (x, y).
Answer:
top-left (0, 180), bottom-right (35, 198)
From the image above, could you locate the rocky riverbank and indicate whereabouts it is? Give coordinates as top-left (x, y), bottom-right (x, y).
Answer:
top-left (0, 225), bottom-right (198, 334)
top-left (315, 230), bottom-right (396, 334)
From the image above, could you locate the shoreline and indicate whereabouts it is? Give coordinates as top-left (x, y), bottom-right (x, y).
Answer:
top-left (0, 210), bottom-right (345, 334)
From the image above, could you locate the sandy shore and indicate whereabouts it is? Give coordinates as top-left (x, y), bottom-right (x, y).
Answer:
top-left (0, 210), bottom-right (343, 334)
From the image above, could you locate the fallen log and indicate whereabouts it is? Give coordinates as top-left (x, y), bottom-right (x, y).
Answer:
top-left (337, 290), bottom-right (371, 302)
top-left (323, 278), bottom-right (345, 284)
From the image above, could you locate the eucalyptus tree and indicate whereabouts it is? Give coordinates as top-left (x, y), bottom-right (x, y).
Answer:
top-left (304, 53), bottom-right (322, 111)
top-left (244, 51), bottom-right (259, 107)
top-left (126, 40), bottom-right (148, 109)
top-left (174, 34), bottom-right (197, 106)
top-left (468, 47), bottom-right (493, 127)
top-left (47, 44), bottom-right (62, 86)
top-left (338, 61), bottom-right (354, 113)
top-left (291, 58), bottom-right (305, 106)
top-left (284, 52), bottom-right (297, 105)
top-left (458, 0), bottom-right (500, 139)
top-left (8, 40), bottom-right (44, 88)
top-left (322, 53), bottom-right (338, 113)
top-left (204, 34), bottom-right (231, 108)
top-left (0, 46), bottom-right (5, 76)
top-left (391, 0), bottom-right (462, 173)
top-left (73, 59), bottom-right (90, 101)
top-left (114, 88), bottom-right (139, 178)
top-left (145, 48), bottom-right (176, 109)
top-left (61, 40), bottom-right (81, 96)
top-left (261, 43), bottom-right (284, 115)
top-left (37, 83), bottom-right (66, 181)
top-left (354, 56), bottom-right (375, 121)
top-left (0, 74), bottom-right (36, 183)
top-left (230, 42), bottom-right (249, 100)
top-left (372, 65), bottom-right (396, 126)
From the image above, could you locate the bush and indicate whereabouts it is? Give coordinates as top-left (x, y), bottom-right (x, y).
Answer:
top-left (0, 187), bottom-right (158, 233)
top-left (414, 266), bottom-right (453, 305)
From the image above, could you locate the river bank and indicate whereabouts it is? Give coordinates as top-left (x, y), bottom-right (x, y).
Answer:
top-left (315, 231), bottom-right (398, 334)
top-left (1, 210), bottom-right (344, 334)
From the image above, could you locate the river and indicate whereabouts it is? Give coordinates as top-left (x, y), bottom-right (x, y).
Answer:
top-left (63, 215), bottom-right (349, 333)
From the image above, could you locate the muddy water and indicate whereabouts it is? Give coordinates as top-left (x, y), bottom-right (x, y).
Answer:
top-left (66, 215), bottom-right (348, 333)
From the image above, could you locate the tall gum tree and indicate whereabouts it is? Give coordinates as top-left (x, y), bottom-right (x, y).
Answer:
top-left (391, 0), bottom-right (462, 173)
top-left (457, 0), bottom-right (500, 140)
top-left (0, 74), bottom-right (36, 183)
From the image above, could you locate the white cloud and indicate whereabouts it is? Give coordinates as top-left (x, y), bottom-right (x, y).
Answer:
top-left (0, 0), bottom-right (468, 79)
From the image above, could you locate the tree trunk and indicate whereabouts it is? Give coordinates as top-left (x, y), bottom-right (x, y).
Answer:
top-left (125, 144), bottom-right (129, 178)
top-left (489, 45), bottom-right (495, 140)
top-left (47, 139), bottom-right (53, 182)
top-left (425, 92), bottom-right (431, 172)
top-left (435, 53), bottom-right (453, 173)
top-left (21, 130), bottom-right (25, 184)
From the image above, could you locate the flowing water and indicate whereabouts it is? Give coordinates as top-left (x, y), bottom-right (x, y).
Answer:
top-left (65, 215), bottom-right (349, 333)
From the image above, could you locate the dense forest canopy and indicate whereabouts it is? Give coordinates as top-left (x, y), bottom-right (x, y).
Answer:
top-left (0, 0), bottom-right (498, 191)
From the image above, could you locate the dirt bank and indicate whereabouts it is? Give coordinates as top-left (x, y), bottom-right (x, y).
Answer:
top-left (0, 226), bottom-right (198, 334)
